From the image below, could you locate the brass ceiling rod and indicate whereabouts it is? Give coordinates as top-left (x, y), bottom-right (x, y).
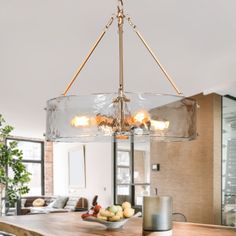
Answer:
top-left (118, 0), bottom-right (123, 9)
top-left (62, 15), bottom-right (115, 96)
top-left (63, 0), bottom-right (182, 96)
top-left (117, 1), bottom-right (125, 95)
top-left (126, 16), bottom-right (182, 95)
top-left (117, 0), bottom-right (127, 132)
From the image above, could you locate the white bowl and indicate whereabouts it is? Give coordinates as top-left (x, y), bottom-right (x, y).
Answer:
top-left (82, 212), bottom-right (141, 229)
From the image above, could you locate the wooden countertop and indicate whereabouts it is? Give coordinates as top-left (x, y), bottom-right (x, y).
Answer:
top-left (0, 212), bottom-right (236, 236)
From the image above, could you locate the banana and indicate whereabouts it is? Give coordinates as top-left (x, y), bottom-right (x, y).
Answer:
top-left (99, 208), bottom-right (115, 217)
top-left (116, 211), bottom-right (124, 219)
top-left (108, 215), bottom-right (121, 222)
top-left (97, 213), bottom-right (107, 221)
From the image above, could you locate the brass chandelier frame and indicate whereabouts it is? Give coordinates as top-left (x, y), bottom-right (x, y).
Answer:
top-left (62, 0), bottom-right (183, 134)
top-left (46, 0), bottom-right (197, 142)
top-left (63, 0), bottom-right (182, 97)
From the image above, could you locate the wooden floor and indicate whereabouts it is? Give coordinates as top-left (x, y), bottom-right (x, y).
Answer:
top-left (0, 212), bottom-right (236, 236)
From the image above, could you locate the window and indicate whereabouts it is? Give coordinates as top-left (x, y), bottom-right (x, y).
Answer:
top-left (7, 138), bottom-right (45, 196)
top-left (222, 96), bottom-right (236, 225)
top-left (116, 150), bottom-right (132, 203)
top-left (113, 139), bottom-right (150, 207)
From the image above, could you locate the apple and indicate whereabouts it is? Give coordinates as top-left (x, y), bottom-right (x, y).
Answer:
top-left (93, 204), bottom-right (102, 213)
top-left (123, 208), bottom-right (135, 218)
top-left (81, 213), bottom-right (92, 219)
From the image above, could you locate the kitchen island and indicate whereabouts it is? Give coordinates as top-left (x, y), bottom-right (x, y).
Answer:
top-left (0, 212), bottom-right (236, 236)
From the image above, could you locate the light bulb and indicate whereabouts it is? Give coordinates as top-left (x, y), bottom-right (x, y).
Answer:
top-left (99, 125), bottom-right (113, 135)
top-left (133, 110), bottom-right (150, 123)
top-left (71, 116), bottom-right (90, 127)
top-left (151, 120), bottom-right (170, 131)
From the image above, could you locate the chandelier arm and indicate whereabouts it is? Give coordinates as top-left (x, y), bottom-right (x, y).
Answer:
top-left (126, 17), bottom-right (183, 96)
top-left (62, 15), bottom-right (115, 96)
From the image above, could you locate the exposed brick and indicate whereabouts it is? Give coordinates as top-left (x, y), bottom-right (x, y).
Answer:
top-left (44, 142), bottom-right (53, 195)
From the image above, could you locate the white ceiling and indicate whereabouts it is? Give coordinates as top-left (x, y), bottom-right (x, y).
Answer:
top-left (0, 0), bottom-right (236, 138)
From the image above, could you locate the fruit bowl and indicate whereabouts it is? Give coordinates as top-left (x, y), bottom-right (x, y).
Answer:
top-left (81, 201), bottom-right (140, 229)
top-left (82, 212), bottom-right (141, 229)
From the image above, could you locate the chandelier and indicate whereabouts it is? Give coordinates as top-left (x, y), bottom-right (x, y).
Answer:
top-left (46, 0), bottom-right (197, 142)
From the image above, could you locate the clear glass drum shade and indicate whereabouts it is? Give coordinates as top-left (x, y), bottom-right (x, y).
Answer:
top-left (46, 92), bottom-right (197, 142)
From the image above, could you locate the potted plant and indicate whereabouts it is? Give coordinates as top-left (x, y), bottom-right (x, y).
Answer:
top-left (0, 114), bottom-right (31, 215)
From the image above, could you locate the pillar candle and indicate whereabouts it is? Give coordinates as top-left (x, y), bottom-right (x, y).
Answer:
top-left (143, 196), bottom-right (172, 231)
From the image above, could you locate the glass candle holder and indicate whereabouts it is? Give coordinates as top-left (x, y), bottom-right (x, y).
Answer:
top-left (143, 196), bottom-right (172, 232)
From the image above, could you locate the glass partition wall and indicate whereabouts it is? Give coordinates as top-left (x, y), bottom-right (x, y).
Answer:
top-left (222, 96), bottom-right (236, 226)
top-left (113, 136), bottom-right (150, 210)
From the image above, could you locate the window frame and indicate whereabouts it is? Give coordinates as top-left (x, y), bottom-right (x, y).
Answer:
top-left (6, 137), bottom-right (45, 196)
top-left (113, 139), bottom-right (150, 207)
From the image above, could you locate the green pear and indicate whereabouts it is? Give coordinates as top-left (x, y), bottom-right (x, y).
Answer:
top-left (108, 205), bottom-right (119, 214)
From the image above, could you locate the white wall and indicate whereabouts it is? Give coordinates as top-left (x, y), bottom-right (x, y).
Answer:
top-left (53, 142), bottom-right (113, 207)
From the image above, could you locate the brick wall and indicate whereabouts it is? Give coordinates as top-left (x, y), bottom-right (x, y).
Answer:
top-left (150, 93), bottom-right (222, 225)
top-left (44, 142), bottom-right (53, 195)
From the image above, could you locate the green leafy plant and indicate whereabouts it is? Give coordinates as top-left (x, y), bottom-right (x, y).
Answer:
top-left (0, 114), bottom-right (31, 206)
